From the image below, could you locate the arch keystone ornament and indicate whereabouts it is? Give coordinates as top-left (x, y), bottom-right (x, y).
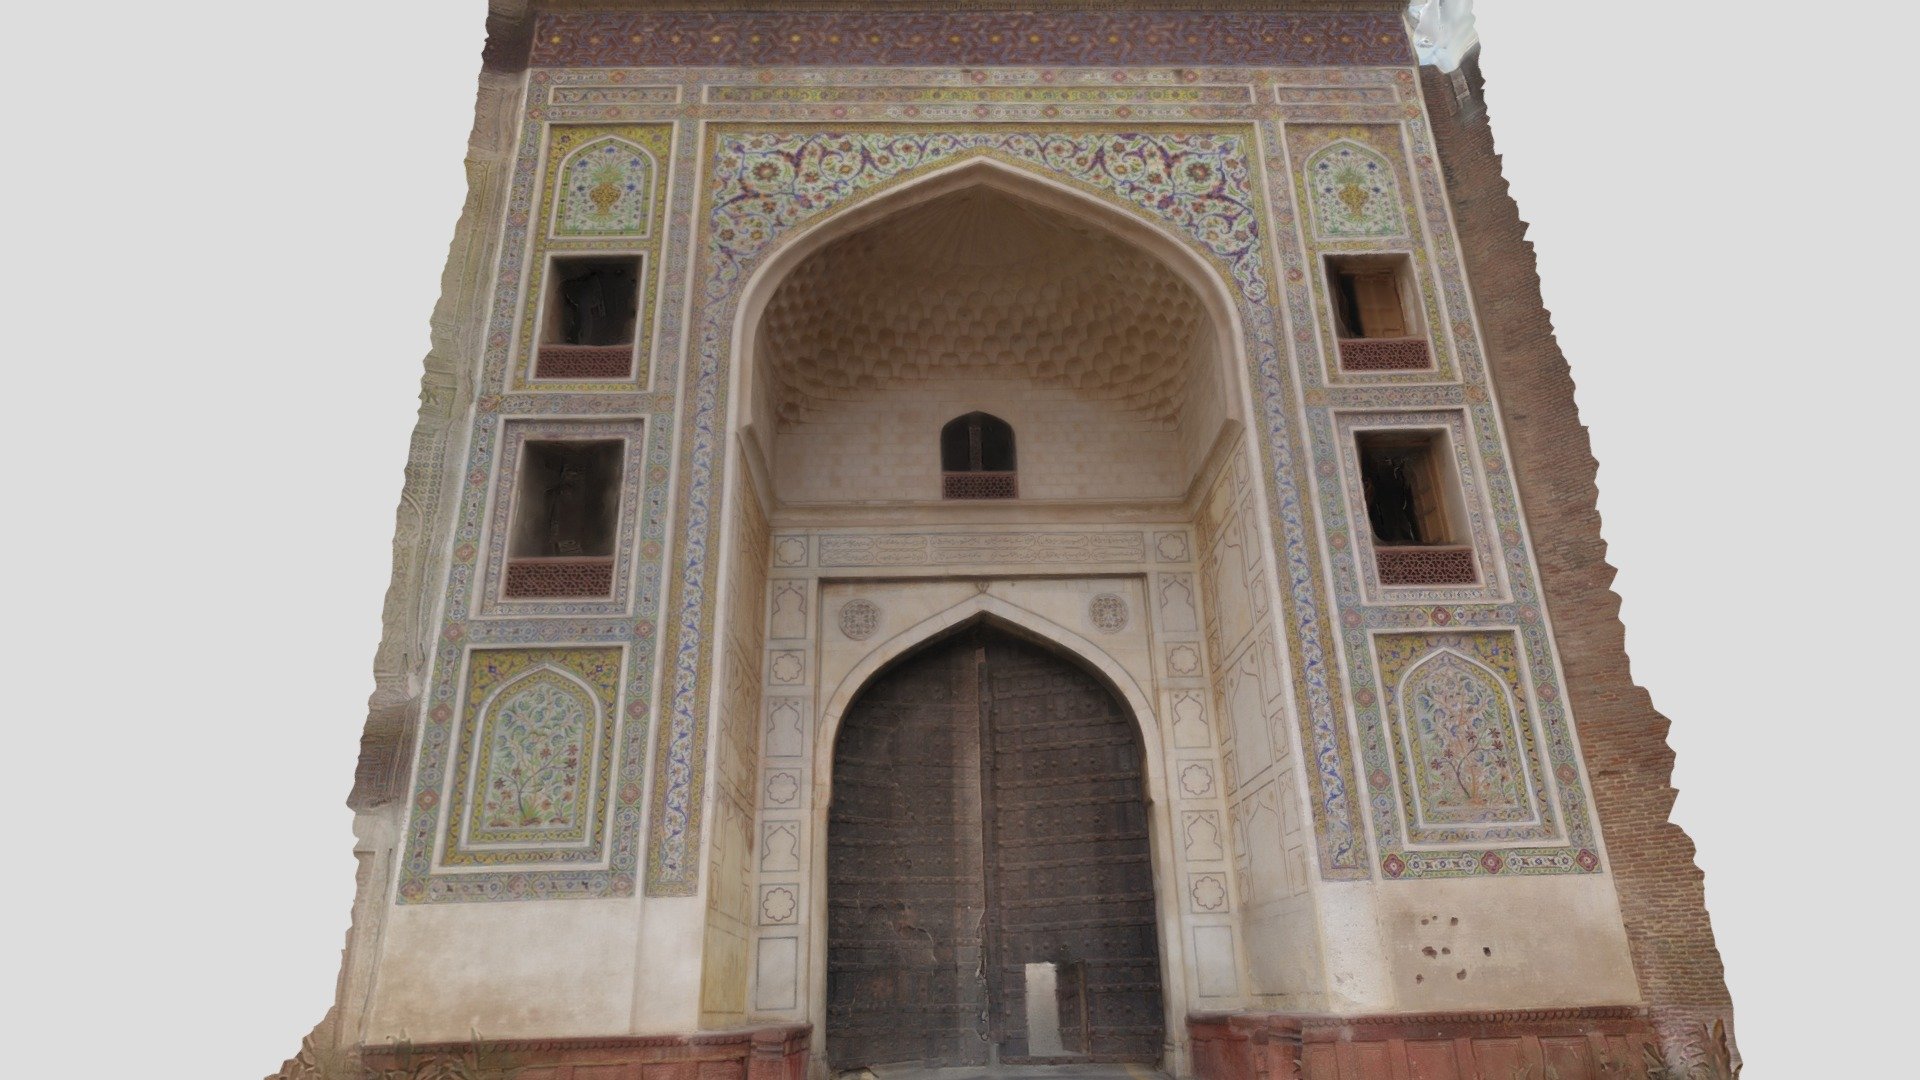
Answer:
top-left (284, 6), bottom-right (1737, 1080)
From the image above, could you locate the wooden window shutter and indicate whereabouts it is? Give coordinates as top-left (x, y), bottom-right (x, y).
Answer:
top-left (1412, 450), bottom-right (1451, 545)
top-left (1352, 271), bottom-right (1407, 338)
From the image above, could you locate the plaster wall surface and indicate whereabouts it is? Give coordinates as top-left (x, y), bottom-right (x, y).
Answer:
top-left (367, 899), bottom-right (643, 1041)
top-left (1366, 875), bottom-right (1639, 1011)
top-left (702, 461), bottom-right (773, 1027)
top-left (1309, 877), bottom-right (1639, 1014)
top-left (774, 390), bottom-right (1196, 504)
top-left (1241, 892), bottom-right (1324, 1010)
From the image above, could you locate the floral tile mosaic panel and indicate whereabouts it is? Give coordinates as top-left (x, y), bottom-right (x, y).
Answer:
top-left (439, 647), bottom-right (623, 869)
top-left (1371, 631), bottom-right (1557, 844)
top-left (1305, 138), bottom-right (1406, 239)
top-left (553, 134), bottom-right (657, 238)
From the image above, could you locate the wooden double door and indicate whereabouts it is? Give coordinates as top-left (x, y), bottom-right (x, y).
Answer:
top-left (826, 627), bottom-right (1165, 1069)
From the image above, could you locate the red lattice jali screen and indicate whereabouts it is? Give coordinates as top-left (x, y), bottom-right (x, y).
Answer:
top-left (942, 471), bottom-right (1018, 499)
top-left (504, 556), bottom-right (616, 598)
top-left (1338, 337), bottom-right (1432, 372)
top-left (535, 344), bottom-right (634, 379)
top-left (1375, 545), bottom-right (1475, 585)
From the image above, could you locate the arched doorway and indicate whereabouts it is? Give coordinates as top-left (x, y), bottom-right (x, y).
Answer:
top-left (826, 625), bottom-right (1165, 1070)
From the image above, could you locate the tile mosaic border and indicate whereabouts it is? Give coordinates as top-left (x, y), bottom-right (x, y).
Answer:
top-left (399, 106), bottom-right (684, 900)
top-left (532, 10), bottom-right (1412, 68)
top-left (1262, 109), bottom-right (1604, 880)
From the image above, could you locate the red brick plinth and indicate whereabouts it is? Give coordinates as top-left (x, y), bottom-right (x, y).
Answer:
top-left (1192, 1009), bottom-right (1657, 1080)
top-left (358, 1024), bottom-right (810, 1080)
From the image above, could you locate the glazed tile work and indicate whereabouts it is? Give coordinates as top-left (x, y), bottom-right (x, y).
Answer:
top-left (398, 37), bottom-right (1607, 903)
top-left (553, 134), bottom-right (657, 237)
top-left (438, 647), bottom-right (623, 870)
top-left (516, 123), bottom-right (672, 391)
top-left (1371, 632), bottom-right (1563, 847)
top-left (1303, 138), bottom-right (1405, 239)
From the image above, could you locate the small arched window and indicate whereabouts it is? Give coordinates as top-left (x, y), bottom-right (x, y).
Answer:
top-left (940, 412), bottom-right (1017, 499)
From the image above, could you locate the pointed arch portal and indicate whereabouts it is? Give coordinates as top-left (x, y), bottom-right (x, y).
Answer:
top-left (825, 624), bottom-right (1166, 1070)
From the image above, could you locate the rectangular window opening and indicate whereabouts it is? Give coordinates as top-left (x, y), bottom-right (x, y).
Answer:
top-left (504, 439), bottom-right (623, 598)
top-left (1325, 253), bottom-right (1432, 372)
top-left (535, 255), bottom-right (642, 379)
top-left (1355, 429), bottom-right (1476, 585)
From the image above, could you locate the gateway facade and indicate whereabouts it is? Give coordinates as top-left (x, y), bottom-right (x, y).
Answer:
top-left (281, 4), bottom-right (1735, 1078)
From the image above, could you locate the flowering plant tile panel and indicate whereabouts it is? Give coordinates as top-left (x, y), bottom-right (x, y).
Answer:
top-left (467, 672), bottom-right (594, 842)
top-left (516, 124), bottom-right (673, 392)
top-left (553, 135), bottom-right (657, 238)
top-left (437, 647), bottom-right (622, 871)
top-left (1368, 631), bottom-right (1576, 868)
top-left (1403, 657), bottom-right (1527, 824)
top-left (648, 123), bottom-right (1373, 896)
top-left (531, 11), bottom-right (1412, 68)
top-left (1304, 139), bottom-right (1406, 239)
top-left (1396, 646), bottom-right (1536, 828)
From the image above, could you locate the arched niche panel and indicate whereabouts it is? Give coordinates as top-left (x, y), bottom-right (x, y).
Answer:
top-left (1304, 138), bottom-right (1406, 240)
top-left (435, 645), bottom-right (625, 877)
top-left (731, 155), bottom-right (1248, 506)
top-left (1397, 649), bottom-right (1535, 828)
top-left (552, 136), bottom-right (657, 238)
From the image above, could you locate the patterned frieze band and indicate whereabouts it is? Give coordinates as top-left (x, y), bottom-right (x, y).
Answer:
top-left (533, 10), bottom-right (1411, 68)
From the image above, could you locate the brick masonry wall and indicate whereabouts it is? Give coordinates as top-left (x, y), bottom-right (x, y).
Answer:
top-left (1418, 53), bottom-right (1735, 1060)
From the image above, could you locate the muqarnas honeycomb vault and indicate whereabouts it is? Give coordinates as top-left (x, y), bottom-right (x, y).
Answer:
top-left (275, 3), bottom-right (1737, 1079)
